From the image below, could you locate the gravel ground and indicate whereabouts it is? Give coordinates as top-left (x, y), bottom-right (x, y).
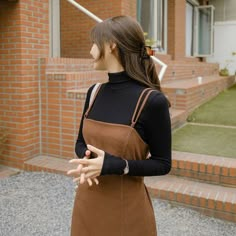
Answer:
top-left (0, 172), bottom-right (235, 236)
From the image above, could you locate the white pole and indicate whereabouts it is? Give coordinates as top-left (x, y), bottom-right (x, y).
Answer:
top-left (151, 56), bottom-right (167, 81)
top-left (66, 0), bottom-right (167, 81)
top-left (66, 0), bottom-right (102, 23)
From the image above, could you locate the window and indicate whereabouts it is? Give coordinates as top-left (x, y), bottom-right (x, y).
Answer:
top-left (137, 0), bottom-right (167, 53)
top-left (194, 5), bottom-right (214, 56)
top-left (209, 0), bottom-right (236, 22)
top-left (185, 1), bottom-right (214, 57)
top-left (186, 2), bottom-right (195, 56)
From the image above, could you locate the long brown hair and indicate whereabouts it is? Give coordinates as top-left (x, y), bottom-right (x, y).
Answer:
top-left (90, 15), bottom-right (161, 91)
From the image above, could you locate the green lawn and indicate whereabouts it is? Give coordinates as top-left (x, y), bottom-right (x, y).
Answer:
top-left (187, 83), bottom-right (236, 126)
top-left (172, 124), bottom-right (236, 158)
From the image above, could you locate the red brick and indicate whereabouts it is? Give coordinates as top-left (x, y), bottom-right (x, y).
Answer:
top-left (221, 167), bottom-right (229, 176)
top-left (207, 199), bottom-right (216, 209)
top-left (199, 197), bottom-right (207, 208)
top-left (199, 163), bottom-right (206, 173)
top-left (207, 164), bottom-right (213, 174)
top-left (229, 168), bottom-right (236, 177)
top-left (214, 166), bottom-right (221, 175)
top-left (192, 163), bottom-right (199, 172)
top-left (224, 202), bottom-right (233, 213)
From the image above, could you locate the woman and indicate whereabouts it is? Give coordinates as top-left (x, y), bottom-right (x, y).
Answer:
top-left (67, 15), bottom-right (171, 236)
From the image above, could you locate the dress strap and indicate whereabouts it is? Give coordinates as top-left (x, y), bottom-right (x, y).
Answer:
top-left (131, 88), bottom-right (155, 127)
top-left (84, 83), bottom-right (102, 118)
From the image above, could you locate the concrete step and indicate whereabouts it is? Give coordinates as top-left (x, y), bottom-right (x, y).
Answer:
top-left (171, 151), bottom-right (236, 187)
top-left (27, 151), bottom-right (236, 188)
top-left (24, 155), bottom-right (76, 175)
top-left (170, 108), bottom-right (187, 129)
top-left (162, 75), bottom-right (235, 112)
top-left (159, 60), bottom-right (218, 82)
top-left (145, 175), bottom-right (236, 223)
top-left (0, 165), bottom-right (20, 179)
top-left (23, 155), bottom-right (236, 222)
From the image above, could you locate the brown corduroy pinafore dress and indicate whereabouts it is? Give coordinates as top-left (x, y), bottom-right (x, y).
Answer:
top-left (71, 86), bottom-right (157, 236)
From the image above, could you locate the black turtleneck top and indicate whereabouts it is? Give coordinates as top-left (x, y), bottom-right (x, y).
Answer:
top-left (75, 71), bottom-right (171, 176)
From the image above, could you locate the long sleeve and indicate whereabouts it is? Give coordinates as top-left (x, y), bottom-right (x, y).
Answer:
top-left (101, 92), bottom-right (171, 176)
top-left (75, 85), bottom-right (95, 158)
top-left (75, 71), bottom-right (171, 177)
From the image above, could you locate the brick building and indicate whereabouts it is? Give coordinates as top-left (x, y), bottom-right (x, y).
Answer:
top-left (0, 0), bottom-right (234, 169)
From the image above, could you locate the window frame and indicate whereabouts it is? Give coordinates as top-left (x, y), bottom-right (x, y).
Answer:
top-left (137, 0), bottom-right (168, 54)
top-left (194, 5), bottom-right (215, 57)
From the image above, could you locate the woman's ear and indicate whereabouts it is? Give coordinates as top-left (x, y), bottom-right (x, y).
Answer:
top-left (110, 43), bottom-right (117, 52)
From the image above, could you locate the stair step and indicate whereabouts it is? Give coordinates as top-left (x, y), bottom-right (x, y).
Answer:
top-left (24, 155), bottom-right (236, 222)
top-left (0, 165), bottom-right (20, 179)
top-left (25, 153), bottom-right (236, 188)
top-left (170, 108), bottom-right (187, 129)
top-left (162, 75), bottom-right (222, 89)
top-left (171, 151), bottom-right (236, 187)
top-left (24, 155), bottom-right (77, 175)
top-left (162, 75), bottom-right (235, 111)
top-left (145, 175), bottom-right (236, 223)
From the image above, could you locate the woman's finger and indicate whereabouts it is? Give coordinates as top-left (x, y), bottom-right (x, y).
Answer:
top-left (87, 177), bottom-right (99, 186)
top-left (73, 176), bottom-right (80, 183)
top-left (67, 168), bottom-right (80, 176)
top-left (80, 166), bottom-right (91, 173)
top-left (85, 150), bottom-right (91, 157)
top-left (73, 177), bottom-right (99, 184)
top-left (87, 144), bottom-right (103, 156)
top-left (77, 163), bottom-right (83, 172)
top-left (94, 178), bottom-right (99, 185)
top-left (87, 178), bottom-right (93, 186)
top-left (84, 170), bottom-right (100, 180)
top-left (73, 176), bottom-right (99, 186)
top-left (69, 158), bottom-right (90, 165)
top-left (80, 173), bottom-right (86, 184)
top-left (68, 159), bottom-right (80, 164)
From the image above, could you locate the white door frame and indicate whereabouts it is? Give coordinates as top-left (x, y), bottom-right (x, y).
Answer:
top-left (194, 5), bottom-right (215, 57)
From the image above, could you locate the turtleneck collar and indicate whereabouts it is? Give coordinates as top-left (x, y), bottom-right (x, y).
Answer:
top-left (108, 71), bottom-right (131, 84)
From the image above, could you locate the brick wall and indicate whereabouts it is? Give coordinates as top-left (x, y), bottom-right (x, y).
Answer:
top-left (168, 0), bottom-right (187, 60)
top-left (60, 0), bottom-right (136, 58)
top-left (0, 0), bottom-right (49, 168)
top-left (61, 0), bottom-right (199, 61)
top-left (40, 58), bottom-right (108, 159)
top-left (121, 0), bottom-right (136, 16)
top-left (0, 0), bottom-right (227, 168)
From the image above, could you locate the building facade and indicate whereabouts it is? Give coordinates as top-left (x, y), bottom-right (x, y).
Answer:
top-left (0, 0), bottom-right (234, 168)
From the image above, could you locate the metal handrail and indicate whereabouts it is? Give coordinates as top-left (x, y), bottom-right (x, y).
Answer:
top-left (66, 0), bottom-right (167, 81)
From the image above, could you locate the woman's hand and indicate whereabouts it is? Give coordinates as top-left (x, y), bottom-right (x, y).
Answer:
top-left (67, 144), bottom-right (105, 186)
top-left (67, 149), bottom-right (99, 186)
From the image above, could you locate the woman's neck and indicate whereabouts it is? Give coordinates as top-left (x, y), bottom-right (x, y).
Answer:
top-left (107, 64), bottom-right (124, 73)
